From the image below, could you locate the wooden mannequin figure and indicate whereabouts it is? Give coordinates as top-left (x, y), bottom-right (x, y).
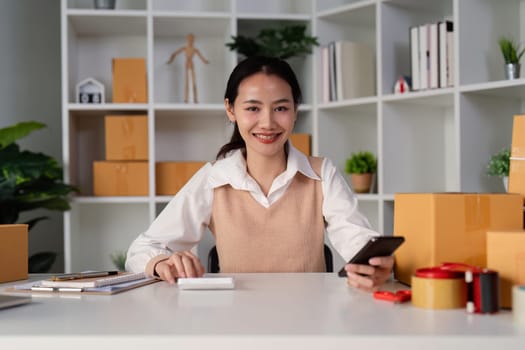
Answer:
top-left (166, 33), bottom-right (210, 103)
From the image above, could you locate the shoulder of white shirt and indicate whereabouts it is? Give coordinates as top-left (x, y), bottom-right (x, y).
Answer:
top-left (205, 142), bottom-right (324, 189)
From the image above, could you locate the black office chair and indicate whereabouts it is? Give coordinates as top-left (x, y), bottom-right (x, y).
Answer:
top-left (208, 244), bottom-right (334, 273)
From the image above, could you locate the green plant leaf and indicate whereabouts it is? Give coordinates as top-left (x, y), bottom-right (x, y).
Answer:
top-left (499, 37), bottom-right (524, 64)
top-left (28, 252), bottom-right (57, 273)
top-left (0, 121), bottom-right (78, 269)
top-left (0, 121), bottom-right (45, 150)
top-left (345, 151), bottom-right (377, 174)
top-left (225, 24), bottom-right (319, 59)
top-left (486, 148), bottom-right (510, 177)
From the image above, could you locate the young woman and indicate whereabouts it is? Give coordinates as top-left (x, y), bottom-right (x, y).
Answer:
top-left (126, 56), bottom-right (393, 292)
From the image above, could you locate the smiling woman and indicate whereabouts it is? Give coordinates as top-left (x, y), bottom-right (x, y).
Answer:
top-left (125, 56), bottom-right (393, 293)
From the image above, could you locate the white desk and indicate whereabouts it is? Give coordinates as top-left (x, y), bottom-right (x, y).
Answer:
top-left (0, 273), bottom-right (524, 349)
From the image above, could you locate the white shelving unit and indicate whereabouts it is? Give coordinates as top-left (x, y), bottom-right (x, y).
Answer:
top-left (61, 0), bottom-right (525, 272)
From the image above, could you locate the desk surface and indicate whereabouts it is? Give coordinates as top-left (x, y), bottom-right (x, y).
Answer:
top-left (1, 273), bottom-right (524, 349)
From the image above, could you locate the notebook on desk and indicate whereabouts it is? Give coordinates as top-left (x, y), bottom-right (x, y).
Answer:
top-left (40, 272), bottom-right (145, 288)
top-left (0, 294), bottom-right (32, 309)
top-left (6, 276), bottom-right (159, 296)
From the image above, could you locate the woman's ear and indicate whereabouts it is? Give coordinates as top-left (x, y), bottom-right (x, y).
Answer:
top-left (224, 98), bottom-right (235, 122)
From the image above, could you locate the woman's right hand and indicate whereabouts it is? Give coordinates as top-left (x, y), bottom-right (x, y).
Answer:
top-left (154, 251), bottom-right (205, 284)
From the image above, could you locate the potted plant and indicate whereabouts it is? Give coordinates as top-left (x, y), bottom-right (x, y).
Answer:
top-left (486, 148), bottom-right (510, 191)
top-left (0, 121), bottom-right (78, 272)
top-left (225, 24), bottom-right (319, 60)
top-left (498, 37), bottom-right (525, 79)
top-left (345, 151), bottom-right (377, 193)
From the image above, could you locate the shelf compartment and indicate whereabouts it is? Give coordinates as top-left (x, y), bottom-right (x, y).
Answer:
top-left (153, 16), bottom-right (232, 104)
top-left (67, 110), bottom-right (149, 196)
top-left (458, 0), bottom-right (525, 85)
top-left (154, 111), bottom-right (232, 162)
top-left (316, 0), bottom-right (373, 14)
top-left (382, 89), bottom-right (453, 107)
top-left (316, 3), bottom-right (376, 49)
top-left (67, 0), bottom-right (146, 10)
top-left (68, 202), bottom-right (150, 271)
top-left (382, 100), bottom-right (455, 194)
top-left (318, 103), bottom-right (378, 177)
top-left (380, 0), bottom-right (452, 95)
top-left (151, 0), bottom-right (230, 13)
top-left (458, 92), bottom-right (521, 193)
top-left (236, 0), bottom-right (312, 16)
top-left (460, 79), bottom-right (525, 99)
top-left (66, 15), bottom-right (147, 103)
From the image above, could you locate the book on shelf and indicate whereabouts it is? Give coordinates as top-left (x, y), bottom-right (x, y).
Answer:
top-left (418, 23), bottom-right (429, 90)
top-left (439, 20), bottom-right (454, 87)
top-left (334, 40), bottom-right (375, 101)
top-left (410, 20), bottom-right (454, 91)
top-left (321, 46), bottom-right (330, 103)
top-left (428, 22), bottom-right (439, 89)
top-left (40, 272), bottom-right (145, 288)
top-left (410, 26), bottom-right (420, 91)
top-left (328, 41), bottom-right (337, 101)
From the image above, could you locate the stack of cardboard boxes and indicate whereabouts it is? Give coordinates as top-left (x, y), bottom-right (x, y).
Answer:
top-left (94, 115), bottom-right (149, 196)
top-left (394, 115), bottom-right (525, 309)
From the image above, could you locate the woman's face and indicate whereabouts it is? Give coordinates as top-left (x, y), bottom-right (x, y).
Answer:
top-left (225, 72), bottom-right (297, 159)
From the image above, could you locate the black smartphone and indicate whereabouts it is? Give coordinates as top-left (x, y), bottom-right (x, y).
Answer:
top-left (338, 236), bottom-right (405, 277)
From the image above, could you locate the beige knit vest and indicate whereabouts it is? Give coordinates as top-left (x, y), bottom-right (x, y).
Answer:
top-left (209, 157), bottom-right (325, 273)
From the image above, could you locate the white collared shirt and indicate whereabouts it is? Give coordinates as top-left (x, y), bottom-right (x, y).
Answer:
top-left (126, 143), bottom-right (379, 273)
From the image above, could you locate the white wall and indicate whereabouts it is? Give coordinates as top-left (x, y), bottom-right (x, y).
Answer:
top-left (0, 0), bottom-right (63, 271)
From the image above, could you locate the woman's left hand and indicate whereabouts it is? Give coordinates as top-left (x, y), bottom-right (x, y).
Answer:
top-left (343, 256), bottom-right (394, 292)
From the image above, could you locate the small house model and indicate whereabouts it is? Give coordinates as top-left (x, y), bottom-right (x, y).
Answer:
top-left (76, 78), bottom-right (105, 103)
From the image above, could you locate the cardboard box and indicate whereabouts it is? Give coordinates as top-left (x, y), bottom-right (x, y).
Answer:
top-left (487, 231), bottom-right (525, 308)
top-left (112, 58), bottom-right (147, 103)
top-left (393, 193), bottom-right (523, 285)
top-left (0, 224), bottom-right (28, 283)
top-left (156, 161), bottom-right (206, 195)
top-left (509, 159), bottom-right (525, 200)
top-left (93, 161), bottom-right (148, 196)
top-left (511, 115), bottom-right (525, 157)
top-left (105, 115), bottom-right (148, 161)
top-left (290, 133), bottom-right (311, 156)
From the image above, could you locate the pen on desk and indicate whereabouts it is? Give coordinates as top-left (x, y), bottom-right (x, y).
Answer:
top-left (51, 271), bottom-right (118, 281)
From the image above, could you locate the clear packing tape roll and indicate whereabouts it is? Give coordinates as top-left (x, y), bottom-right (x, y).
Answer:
top-left (514, 285), bottom-right (525, 325)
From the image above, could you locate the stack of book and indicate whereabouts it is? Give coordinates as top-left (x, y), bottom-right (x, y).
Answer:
top-left (410, 20), bottom-right (454, 91)
top-left (10, 271), bottom-right (157, 295)
top-left (320, 40), bottom-right (375, 103)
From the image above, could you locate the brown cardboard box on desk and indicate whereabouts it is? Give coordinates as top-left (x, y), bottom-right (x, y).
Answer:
top-left (156, 161), bottom-right (206, 195)
top-left (289, 133), bottom-right (311, 156)
top-left (105, 115), bottom-right (148, 161)
top-left (487, 230), bottom-right (525, 308)
top-left (393, 193), bottom-right (523, 285)
top-left (0, 224), bottom-right (28, 283)
top-left (509, 115), bottom-right (525, 202)
top-left (112, 58), bottom-right (147, 103)
top-left (93, 161), bottom-right (148, 196)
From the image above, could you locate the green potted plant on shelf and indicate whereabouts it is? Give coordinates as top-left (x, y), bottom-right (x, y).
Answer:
top-left (0, 121), bottom-right (78, 272)
top-left (498, 37), bottom-right (525, 79)
top-left (110, 250), bottom-right (127, 271)
top-left (225, 24), bottom-right (319, 60)
top-left (486, 148), bottom-right (510, 191)
top-left (345, 151), bottom-right (377, 193)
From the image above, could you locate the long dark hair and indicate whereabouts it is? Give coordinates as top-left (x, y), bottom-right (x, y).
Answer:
top-left (216, 56), bottom-right (302, 159)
